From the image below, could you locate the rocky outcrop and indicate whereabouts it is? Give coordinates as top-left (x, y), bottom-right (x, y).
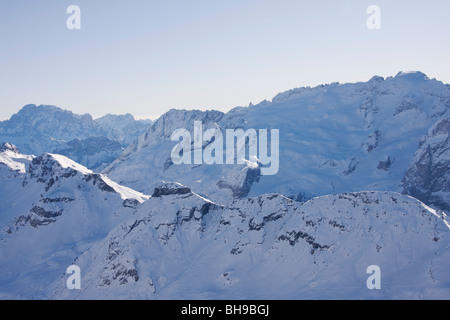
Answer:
top-left (402, 118), bottom-right (450, 211)
top-left (152, 182), bottom-right (192, 197)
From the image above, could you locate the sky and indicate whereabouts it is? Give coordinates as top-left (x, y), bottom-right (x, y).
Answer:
top-left (0, 0), bottom-right (450, 120)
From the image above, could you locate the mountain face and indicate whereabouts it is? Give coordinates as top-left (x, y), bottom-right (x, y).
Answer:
top-left (402, 117), bottom-right (450, 211)
top-left (0, 105), bottom-right (152, 170)
top-left (104, 72), bottom-right (450, 210)
top-left (0, 146), bottom-right (149, 299)
top-left (102, 109), bottom-right (235, 198)
top-left (52, 184), bottom-right (449, 300)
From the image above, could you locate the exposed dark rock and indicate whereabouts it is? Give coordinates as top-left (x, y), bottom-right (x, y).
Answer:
top-left (402, 118), bottom-right (450, 211)
top-left (31, 206), bottom-right (62, 219)
top-left (0, 142), bottom-right (20, 153)
top-left (366, 130), bottom-right (381, 153)
top-left (343, 158), bottom-right (359, 176)
top-left (152, 183), bottom-right (191, 197)
top-left (377, 157), bottom-right (392, 171)
top-left (83, 174), bottom-right (116, 193)
top-left (123, 198), bottom-right (140, 208)
top-left (217, 166), bottom-right (261, 198)
top-left (41, 197), bottom-right (75, 204)
top-left (278, 230), bottom-right (330, 252)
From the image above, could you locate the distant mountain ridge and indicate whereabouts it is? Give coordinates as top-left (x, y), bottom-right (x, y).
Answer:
top-left (1, 72), bottom-right (448, 211)
top-left (104, 71), bottom-right (450, 211)
top-left (0, 104), bottom-right (152, 170)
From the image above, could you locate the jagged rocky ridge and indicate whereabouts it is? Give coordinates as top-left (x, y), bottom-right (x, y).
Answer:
top-left (53, 183), bottom-right (450, 300)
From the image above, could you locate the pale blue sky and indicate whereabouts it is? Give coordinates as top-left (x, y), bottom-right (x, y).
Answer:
top-left (1, 0), bottom-right (449, 120)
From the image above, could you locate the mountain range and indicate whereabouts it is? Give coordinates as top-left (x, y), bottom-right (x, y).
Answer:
top-left (105, 71), bottom-right (450, 212)
top-left (0, 71), bottom-right (449, 299)
top-left (0, 105), bottom-right (152, 170)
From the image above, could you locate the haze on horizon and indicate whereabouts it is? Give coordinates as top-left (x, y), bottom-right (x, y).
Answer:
top-left (0, 0), bottom-right (449, 121)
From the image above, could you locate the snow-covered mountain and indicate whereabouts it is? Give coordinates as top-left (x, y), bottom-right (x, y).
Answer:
top-left (0, 105), bottom-right (152, 170)
top-left (0, 142), bottom-right (34, 177)
top-left (52, 183), bottom-right (449, 300)
top-left (0, 145), bottom-right (149, 299)
top-left (0, 144), bottom-right (449, 300)
top-left (1, 72), bottom-right (450, 300)
top-left (104, 72), bottom-right (450, 211)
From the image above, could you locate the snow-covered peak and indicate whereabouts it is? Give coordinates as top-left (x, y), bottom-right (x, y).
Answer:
top-left (270, 71), bottom-right (437, 105)
top-left (24, 153), bottom-right (150, 204)
top-left (104, 109), bottom-right (225, 179)
top-left (0, 143), bottom-right (34, 174)
top-left (95, 113), bottom-right (152, 134)
top-left (26, 153), bottom-right (95, 192)
top-left (13, 104), bottom-right (93, 126)
top-left (394, 71), bottom-right (430, 81)
top-left (47, 153), bottom-right (93, 175)
top-left (147, 109), bottom-right (224, 140)
top-left (0, 142), bottom-right (20, 153)
top-left (368, 75), bottom-right (385, 83)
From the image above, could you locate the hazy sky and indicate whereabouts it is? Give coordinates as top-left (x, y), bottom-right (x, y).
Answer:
top-left (1, 0), bottom-right (449, 120)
